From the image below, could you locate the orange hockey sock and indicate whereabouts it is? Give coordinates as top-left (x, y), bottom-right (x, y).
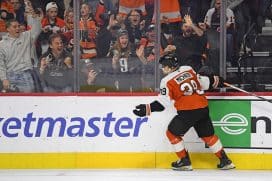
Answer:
top-left (201, 135), bottom-right (224, 158)
top-left (166, 130), bottom-right (187, 159)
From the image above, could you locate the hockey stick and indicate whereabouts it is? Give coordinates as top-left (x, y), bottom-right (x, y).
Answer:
top-left (224, 82), bottom-right (272, 103)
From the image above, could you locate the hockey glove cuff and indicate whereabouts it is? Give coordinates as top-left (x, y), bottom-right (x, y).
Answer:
top-left (209, 75), bottom-right (225, 89)
top-left (150, 100), bottom-right (165, 112)
top-left (133, 101), bottom-right (165, 117)
top-left (133, 104), bottom-right (151, 117)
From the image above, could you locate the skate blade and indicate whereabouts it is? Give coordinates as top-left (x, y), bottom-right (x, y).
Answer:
top-left (219, 163), bottom-right (236, 170)
top-left (172, 165), bottom-right (193, 171)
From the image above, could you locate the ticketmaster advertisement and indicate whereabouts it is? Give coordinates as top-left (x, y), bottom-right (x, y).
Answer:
top-left (0, 96), bottom-right (271, 153)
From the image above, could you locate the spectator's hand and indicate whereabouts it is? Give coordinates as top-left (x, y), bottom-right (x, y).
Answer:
top-left (39, 57), bottom-right (48, 73)
top-left (140, 20), bottom-right (145, 30)
top-left (87, 70), bottom-right (97, 85)
top-left (136, 45), bottom-right (144, 58)
top-left (33, 8), bottom-right (44, 20)
top-left (226, 22), bottom-right (234, 29)
top-left (112, 52), bottom-right (119, 69)
top-left (64, 57), bottom-right (73, 68)
top-left (136, 45), bottom-right (147, 64)
top-left (24, 0), bottom-right (34, 15)
top-left (198, 22), bottom-right (206, 31)
top-left (164, 45), bottom-right (176, 53)
top-left (107, 14), bottom-right (118, 30)
top-left (133, 104), bottom-right (148, 117)
top-left (2, 79), bottom-right (10, 91)
top-left (184, 14), bottom-right (193, 26)
top-left (161, 16), bottom-right (169, 24)
top-left (42, 26), bottom-right (51, 33)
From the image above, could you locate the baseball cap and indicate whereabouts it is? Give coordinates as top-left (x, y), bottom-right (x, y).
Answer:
top-left (117, 29), bottom-right (128, 38)
top-left (46, 2), bottom-right (58, 11)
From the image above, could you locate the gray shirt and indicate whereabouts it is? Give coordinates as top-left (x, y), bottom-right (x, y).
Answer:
top-left (0, 15), bottom-right (42, 81)
top-left (210, 0), bottom-right (244, 10)
top-left (204, 7), bottom-right (235, 27)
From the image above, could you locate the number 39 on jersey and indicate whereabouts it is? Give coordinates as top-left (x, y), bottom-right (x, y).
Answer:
top-left (175, 71), bottom-right (204, 96)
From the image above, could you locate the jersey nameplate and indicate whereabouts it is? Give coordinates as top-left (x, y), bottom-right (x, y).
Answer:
top-left (174, 72), bottom-right (193, 84)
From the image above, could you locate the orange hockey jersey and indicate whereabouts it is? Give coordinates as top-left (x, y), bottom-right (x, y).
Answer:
top-left (119, 0), bottom-right (146, 17)
top-left (159, 66), bottom-right (209, 111)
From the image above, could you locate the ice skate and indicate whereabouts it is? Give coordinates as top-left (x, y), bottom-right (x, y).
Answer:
top-left (217, 150), bottom-right (235, 170)
top-left (171, 153), bottom-right (193, 171)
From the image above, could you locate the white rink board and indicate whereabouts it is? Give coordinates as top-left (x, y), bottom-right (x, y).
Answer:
top-left (251, 101), bottom-right (272, 147)
top-left (0, 96), bottom-right (176, 153)
top-left (0, 96), bottom-right (271, 153)
top-left (0, 169), bottom-right (272, 181)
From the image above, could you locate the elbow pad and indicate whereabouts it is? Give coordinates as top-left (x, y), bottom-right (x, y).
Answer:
top-left (150, 100), bottom-right (165, 112)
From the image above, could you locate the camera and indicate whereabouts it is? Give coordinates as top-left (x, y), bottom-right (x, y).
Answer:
top-left (45, 54), bottom-right (53, 63)
top-left (0, 9), bottom-right (14, 20)
top-left (9, 84), bottom-right (19, 92)
top-left (1, 84), bottom-right (20, 93)
top-left (24, 0), bottom-right (42, 15)
top-left (144, 46), bottom-right (155, 56)
top-left (81, 59), bottom-right (101, 75)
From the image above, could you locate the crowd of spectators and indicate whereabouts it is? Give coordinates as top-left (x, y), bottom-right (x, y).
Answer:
top-left (0, 0), bottom-right (271, 93)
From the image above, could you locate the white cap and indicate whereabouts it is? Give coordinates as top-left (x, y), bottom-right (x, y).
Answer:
top-left (46, 2), bottom-right (58, 11)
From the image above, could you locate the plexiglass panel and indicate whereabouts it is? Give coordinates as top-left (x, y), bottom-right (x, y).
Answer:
top-left (0, 0), bottom-right (271, 93)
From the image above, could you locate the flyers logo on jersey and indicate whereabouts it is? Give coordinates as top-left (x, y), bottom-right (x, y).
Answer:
top-left (174, 72), bottom-right (193, 84)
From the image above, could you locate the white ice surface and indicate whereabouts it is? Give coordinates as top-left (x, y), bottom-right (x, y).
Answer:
top-left (0, 169), bottom-right (271, 181)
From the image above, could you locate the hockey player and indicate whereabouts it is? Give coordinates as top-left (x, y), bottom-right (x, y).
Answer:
top-left (133, 53), bottom-right (235, 171)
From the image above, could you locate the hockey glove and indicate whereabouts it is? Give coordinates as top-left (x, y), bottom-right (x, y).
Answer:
top-left (133, 104), bottom-right (150, 117)
top-left (210, 75), bottom-right (225, 89)
top-left (133, 101), bottom-right (165, 117)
